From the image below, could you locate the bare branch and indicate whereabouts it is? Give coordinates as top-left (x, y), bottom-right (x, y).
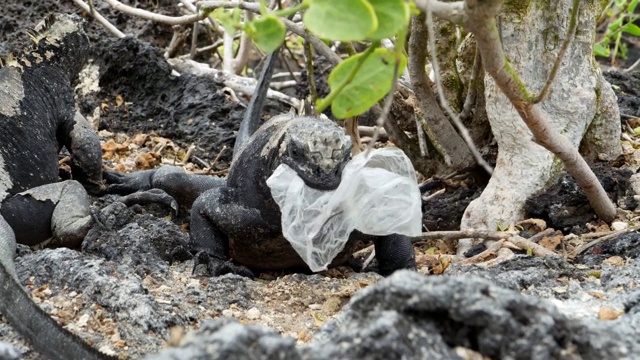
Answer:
top-left (71, 0), bottom-right (126, 38)
top-left (415, 0), bottom-right (465, 25)
top-left (458, 0), bottom-right (616, 222)
top-left (232, 12), bottom-right (253, 74)
top-left (168, 58), bottom-right (301, 108)
top-left (197, 0), bottom-right (261, 12)
top-left (411, 229), bottom-right (514, 242)
top-left (103, 0), bottom-right (207, 25)
top-left (283, 19), bottom-right (342, 65)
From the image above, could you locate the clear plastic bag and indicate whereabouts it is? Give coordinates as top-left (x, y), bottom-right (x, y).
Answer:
top-left (266, 147), bottom-right (422, 272)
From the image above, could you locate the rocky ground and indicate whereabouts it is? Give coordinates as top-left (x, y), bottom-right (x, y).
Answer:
top-left (2, 2), bottom-right (640, 360)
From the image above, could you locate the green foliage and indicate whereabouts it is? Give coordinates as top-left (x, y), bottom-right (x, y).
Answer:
top-left (303, 0), bottom-right (377, 41)
top-left (595, 0), bottom-right (640, 62)
top-left (220, 0), bottom-right (411, 117)
top-left (245, 15), bottom-right (286, 53)
top-left (324, 48), bottom-right (407, 118)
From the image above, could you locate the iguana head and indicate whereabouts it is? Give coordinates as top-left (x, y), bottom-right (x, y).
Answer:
top-left (280, 117), bottom-right (352, 191)
top-left (2, 13), bottom-right (89, 81)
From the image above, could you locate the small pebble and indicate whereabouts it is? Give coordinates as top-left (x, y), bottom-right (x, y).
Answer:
top-left (611, 221), bottom-right (628, 231)
top-left (246, 307), bottom-right (261, 320)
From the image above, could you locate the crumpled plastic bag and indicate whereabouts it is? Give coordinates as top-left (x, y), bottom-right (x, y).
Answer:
top-left (266, 147), bottom-right (422, 272)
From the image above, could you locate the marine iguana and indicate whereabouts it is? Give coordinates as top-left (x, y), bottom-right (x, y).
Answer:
top-left (0, 13), bottom-right (173, 360)
top-left (107, 49), bottom-right (416, 277)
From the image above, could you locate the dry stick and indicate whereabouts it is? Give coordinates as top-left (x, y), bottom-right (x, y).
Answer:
top-left (525, 227), bottom-right (556, 243)
top-left (190, 21), bottom-right (199, 59)
top-left (233, 10), bottom-right (253, 74)
top-left (533, 0), bottom-right (580, 104)
top-left (71, 0), bottom-right (126, 38)
top-left (571, 224), bottom-right (640, 257)
top-left (424, 5), bottom-right (494, 175)
top-left (206, 145), bottom-right (228, 174)
top-left (458, 239), bottom-right (505, 265)
top-left (410, 229), bottom-right (513, 243)
top-left (421, 0), bottom-right (616, 222)
top-left (509, 235), bottom-right (558, 256)
top-left (357, 126), bottom-right (388, 138)
top-left (103, 0), bottom-right (207, 25)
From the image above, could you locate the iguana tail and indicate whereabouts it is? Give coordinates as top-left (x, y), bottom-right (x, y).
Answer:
top-left (0, 242), bottom-right (116, 360)
top-left (233, 47), bottom-right (282, 160)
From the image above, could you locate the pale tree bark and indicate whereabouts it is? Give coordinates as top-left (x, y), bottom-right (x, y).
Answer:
top-left (416, 0), bottom-right (621, 254)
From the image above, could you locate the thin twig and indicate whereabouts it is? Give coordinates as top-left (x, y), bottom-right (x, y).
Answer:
top-left (533, 0), bottom-right (580, 104)
top-left (525, 227), bottom-right (556, 243)
top-left (367, 62), bottom-right (400, 152)
top-left (304, 41), bottom-right (318, 106)
top-left (206, 145), bottom-right (228, 173)
top-left (410, 229), bottom-right (514, 243)
top-left (424, 5), bottom-right (494, 175)
top-left (190, 21), bottom-right (199, 59)
top-left (71, 0), bottom-right (126, 38)
top-left (233, 10), bottom-right (253, 74)
top-left (357, 126), bottom-right (388, 138)
top-left (103, 0), bottom-right (207, 25)
top-left (571, 224), bottom-right (640, 257)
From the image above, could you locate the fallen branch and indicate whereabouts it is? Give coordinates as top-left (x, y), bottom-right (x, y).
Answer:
top-left (410, 229), bottom-right (514, 243)
top-left (570, 224), bottom-right (640, 257)
top-left (168, 58), bottom-right (301, 108)
top-left (71, 0), bottom-right (126, 38)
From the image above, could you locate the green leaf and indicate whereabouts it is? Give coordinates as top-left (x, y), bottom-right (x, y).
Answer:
top-left (303, 0), bottom-right (377, 41)
top-left (248, 15), bottom-right (286, 53)
top-left (594, 42), bottom-right (610, 57)
top-left (366, 0), bottom-right (410, 40)
top-left (326, 48), bottom-right (407, 118)
top-left (623, 23), bottom-right (640, 36)
top-left (628, 0), bottom-right (639, 14)
top-left (212, 8), bottom-right (242, 34)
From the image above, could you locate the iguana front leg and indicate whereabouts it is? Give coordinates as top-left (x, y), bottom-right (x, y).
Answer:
top-left (60, 112), bottom-right (105, 195)
top-left (190, 186), bottom-right (276, 277)
top-left (371, 234), bottom-right (417, 276)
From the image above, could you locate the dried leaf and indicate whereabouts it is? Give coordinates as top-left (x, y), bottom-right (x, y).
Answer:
top-left (115, 94), bottom-right (124, 107)
top-left (539, 233), bottom-right (563, 251)
top-left (603, 256), bottom-right (625, 267)
top-left (598, 307), bottom-right (623, 320)
top-left (516, 218), bottom-right (547, 233)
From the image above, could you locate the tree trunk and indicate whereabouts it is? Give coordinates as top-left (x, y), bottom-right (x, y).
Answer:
top-left (459, 0), bottom-right (621, 252)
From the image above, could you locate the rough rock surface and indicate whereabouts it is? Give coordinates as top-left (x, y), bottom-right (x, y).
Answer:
top-left (525, 164), bottom-right (635, 233)
top-left (145, 270), bottom-right (640, 360)
top-left (79, 37), bottom-right (245, 166)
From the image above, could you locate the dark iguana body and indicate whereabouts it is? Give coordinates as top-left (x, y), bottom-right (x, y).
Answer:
top-left (0, 13), bottom-right (117, 360)
top-left (107, 50), bottom-right (416, 276)
top-left (189, 114), bottom-right (416, 275)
